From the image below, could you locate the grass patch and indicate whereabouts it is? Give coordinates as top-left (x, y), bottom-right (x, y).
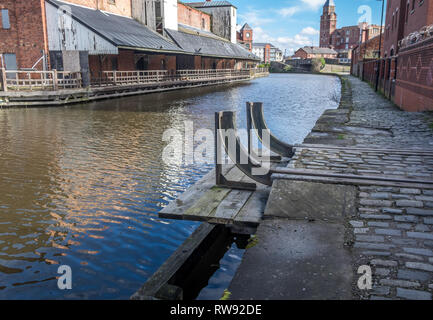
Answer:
top-left (337, 134), bottom-right (345, 140)
top-left (245, 235), bottom-right (259, 249)
top-left (220, 289), bottom-right (232, 300)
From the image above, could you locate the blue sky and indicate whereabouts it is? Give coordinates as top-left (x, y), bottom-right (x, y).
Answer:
top-left (233, 0), bottom-right (387, 54)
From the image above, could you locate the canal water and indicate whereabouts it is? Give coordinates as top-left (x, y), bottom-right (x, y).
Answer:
top-left (0, 73), bottom-right (341, 299)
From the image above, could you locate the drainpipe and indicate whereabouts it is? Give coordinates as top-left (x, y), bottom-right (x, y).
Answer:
top-left (0, 54), bottom-right (4, 69)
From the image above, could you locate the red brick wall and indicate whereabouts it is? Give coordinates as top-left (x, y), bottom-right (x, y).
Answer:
top-left (383, 0), bottom-right (433, 57)
top-left (331, 26), bottom-right (361, 51)
top-left (148, 54), bottom-right (176, 71)
top-left (61, 0), bottom-right (132, 17)
top-left (404, 0), bottom-right (433, 37)
top-left (294, 49), bottom-right (308, 59)
top-left (320, 5), bottom-right (337, 47)
top-left (394, 38), bottom-right (433, 111)
top-left (0, 0), bottom-right (49, 70)
top-left (178, 2), bottom-right (211, 31)
top-left (384, 0), bottom-right (406, 56)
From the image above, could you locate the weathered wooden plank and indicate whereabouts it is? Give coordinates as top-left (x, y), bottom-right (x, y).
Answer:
top-left (234, 186), bottom-right (270, 226)
top-left (183, 187), bottom-right (232, 221)
top-left (208, 189), bottom-right (253, 225)
top-left (159, 165), bottom-right (234, 220)
top-left (131, 223), bottom-right (216, 300)
top-left (182, 166), bottom-right (247, 220)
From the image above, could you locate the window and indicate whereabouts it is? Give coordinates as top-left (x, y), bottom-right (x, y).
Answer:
top-left (108, 0), bottom-right (116, 4)
top-left (412, 0), bottom-right (415, 11)
top-left (4, 53), bottom-right (17, 70)
top-left (406, 3), bottom-right (410, 22)
top-left (1, 9), bottom-right (10, 29)
top-left (3, 53), bottom-right (17, 79)
top-left (202, 18), bottom-right (205, 29)
top-left (246, 32), bottom-right (250, 38)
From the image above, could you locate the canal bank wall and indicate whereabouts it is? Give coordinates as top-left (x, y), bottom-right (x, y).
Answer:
top-left (0, 69), bottom-right (269, 108)
top-left (133, 74), bottom-right (433, 300)
top-left (228, 75), bottom-right (433, 300)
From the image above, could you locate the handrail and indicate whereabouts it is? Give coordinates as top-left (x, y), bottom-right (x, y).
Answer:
top-left (1, 68), bottom-right (264, 92)
top-left (1, 69), bottom-right (82, 91)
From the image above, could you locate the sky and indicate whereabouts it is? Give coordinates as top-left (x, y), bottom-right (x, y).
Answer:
top-left (232, 0), bottom-right (387, 55)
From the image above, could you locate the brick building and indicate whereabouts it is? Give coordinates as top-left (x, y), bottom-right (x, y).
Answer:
top-left (320, 0), bottom-right (337, 48)
top-left (237, 23), bottom-right (253, 52)
top-left (320, 1), bottom-right (384, 56)
top-left (351, 35), bottom-right (382, 77)
top-left (0, 0), bottom-right (50, 71)
top-left (185, 1), bottom-right (238, 43)
top-left (251, 43), bottom-right (283, 63)
top-left (383, 0), bottom-right (433, 57)
top-left (352, 0), bottom-right (433, 111)
top-left (0, 0), bottom-right (258, 78)
top-left (178, 2), bottom-right (211, 32)
top-left (294, 47), bottom-right (338, 60)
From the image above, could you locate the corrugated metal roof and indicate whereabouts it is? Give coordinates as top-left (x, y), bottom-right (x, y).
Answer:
top-left (186, 1), bottom-right (236, 9)
top-left (48, 0), bottom-right (182, 53)
top-left (178, 24), bottom-right (228, 41)
top-left (165, 28), bottom-right (259, 60)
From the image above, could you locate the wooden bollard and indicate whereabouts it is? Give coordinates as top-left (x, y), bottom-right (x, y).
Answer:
top-left (1, 68), bottom-right (7, 92)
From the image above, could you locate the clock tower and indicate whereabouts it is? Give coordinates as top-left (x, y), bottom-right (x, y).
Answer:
top-left (320, 0), bottom-right (337, 48)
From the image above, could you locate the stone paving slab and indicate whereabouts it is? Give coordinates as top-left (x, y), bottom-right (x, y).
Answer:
top-left (264, 180), bottom-right (357, 222)
top-left (228, 219), bottom-right (353, 300)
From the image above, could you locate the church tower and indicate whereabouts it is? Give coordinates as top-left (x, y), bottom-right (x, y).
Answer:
top-left (320, 0), bottom-right (337, 48)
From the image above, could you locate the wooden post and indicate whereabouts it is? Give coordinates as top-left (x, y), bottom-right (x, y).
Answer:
top-left (53, 70), bottom-right (58, 91)
top-left (1, 68), bottom-right (7, 92)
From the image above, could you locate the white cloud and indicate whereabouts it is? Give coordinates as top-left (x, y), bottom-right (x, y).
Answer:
top-left (238, 8), bottom-right (275, 26)
top-left (301, 0), bottom-right (326, 10)
top-left (253, 27), bottom-right (316, 56)
top-left (239, 2), bottom-right (324, 56)
top-left (279, 6), bottom-right (300, 18)
top-left (278, 0), bottom-right (324, 18)
top-left (300, 27), bottom-right (320, 36)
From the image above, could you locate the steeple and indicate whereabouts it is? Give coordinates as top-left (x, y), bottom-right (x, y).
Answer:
top-left (324, 0), bottom-right (335, 7)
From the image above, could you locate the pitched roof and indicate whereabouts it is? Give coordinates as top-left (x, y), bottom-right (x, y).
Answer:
top-left (324, 0), bottom-right (335, 7)
top-left (178, 23), bottom-right (227, 42)
top-left (186, 1), bottom-right (237, 9)
top-left (299, 46), bottom-right (338, 55)
top-left (47, 0), bottom-right (182, 53)
top-left (165, 28), bottom-right (259, 60)
top-left (240, 23), bottom-right (252, 31)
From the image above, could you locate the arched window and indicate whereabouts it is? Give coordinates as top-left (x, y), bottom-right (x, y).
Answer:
top-left (161, 59), bottom-right (166, 70)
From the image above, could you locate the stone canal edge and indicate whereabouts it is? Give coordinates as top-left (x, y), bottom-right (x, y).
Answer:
top-left (227, 75), bottom-right (433, 300)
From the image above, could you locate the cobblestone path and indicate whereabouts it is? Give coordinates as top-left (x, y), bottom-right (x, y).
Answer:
top-left (293, 76), bottom-right (433, 300)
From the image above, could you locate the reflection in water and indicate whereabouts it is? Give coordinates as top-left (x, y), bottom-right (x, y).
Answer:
top-left (0, 74), bottom-right (340, 299)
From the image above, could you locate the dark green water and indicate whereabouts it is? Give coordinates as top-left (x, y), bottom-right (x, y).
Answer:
top-left (0, 73), bottom-right (340, 299)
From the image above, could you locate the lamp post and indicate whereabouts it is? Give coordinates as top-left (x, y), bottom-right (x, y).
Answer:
top-left (360, 28), bottom-right (368, 81)
top-left (375, 0), bottom-right (385, 91)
